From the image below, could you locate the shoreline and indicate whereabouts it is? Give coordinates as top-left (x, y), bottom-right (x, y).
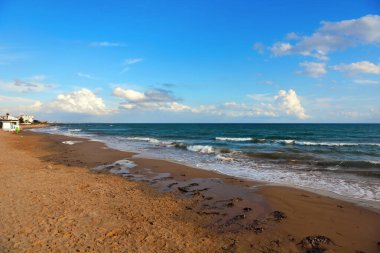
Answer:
top-left (133, 151), bottom-right (380, 213)
top-left (1, 130), bottom-right (379, 252)
top-left (30, 127), bottom-right (380, 212)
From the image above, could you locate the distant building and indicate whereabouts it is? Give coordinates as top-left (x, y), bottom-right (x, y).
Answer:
top-left (19, 115), bottom-right (34, 124)
top-left (0, 114), bottom-right (20, 131)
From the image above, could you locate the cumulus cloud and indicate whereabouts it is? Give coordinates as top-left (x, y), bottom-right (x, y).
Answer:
top-left (286, 32), bottom-right (300, 40)
top-left (49, 89), bottom-right (111, 115)
top-left (0, 75), bottom-right (54, 93)
top-left (89, 41), bottom-right (125, 47)
top-left (0, 95), bottom-right (42, 115)
top-left (193, 99), bottom-right (286, 118)
top-left (270, 42), bottom-right (293, 56)
top-left (296, 62), bottom-right (327, 78)
top-left (193, 90), bottom-right (308, 119)
top-left (332, 61), bottom-right (380, 75)
top-left (274, 89), bottom-right (309, 119)
top-left (114, 86), bottom-right (309, 120)
top-left (113, 87), bottom-right (189, 112)
top-left (268, 15), bottom-right (380, 59)
top-left (113, 87), bottom-right (146, 101)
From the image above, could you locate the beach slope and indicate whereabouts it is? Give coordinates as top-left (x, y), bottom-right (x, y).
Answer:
top-left (0, 131), bottom-right (379, 253)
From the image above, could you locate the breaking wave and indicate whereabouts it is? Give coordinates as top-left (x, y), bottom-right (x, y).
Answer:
top-left (275, 140), bottom-right (380, 147)
top-left (187, 145), bottom-right (215, 154)
top-left (215, 137), bottom-right (253, 141)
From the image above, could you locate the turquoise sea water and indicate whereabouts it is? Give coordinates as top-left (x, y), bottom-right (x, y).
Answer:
top-left (33, 124), bottom-right (380, 202)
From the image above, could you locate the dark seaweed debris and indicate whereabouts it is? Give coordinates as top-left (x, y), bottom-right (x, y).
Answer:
top-left (298, 235), bottom-right (333, 253)
top-left (245, 220), bottom-right (264, 234)
top-left (167, 182), bottom-right (178, 188)
top-left (271, 210), bottom-right (287, 221)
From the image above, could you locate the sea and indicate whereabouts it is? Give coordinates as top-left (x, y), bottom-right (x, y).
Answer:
top-left (32, 123), bottom-right (380, 203)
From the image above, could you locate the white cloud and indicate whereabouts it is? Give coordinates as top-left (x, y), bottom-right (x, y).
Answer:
top-left (77, 72), bottom-right (93, 79)
top-left (114, 87), bottom-right (309, 120)
top-left (89, 41), bottom-right (124, 47)
top-left (286, 32), bottom-right (300, 40)
top-left (262, 80), bottom-right (273, 85)
top-left (120, 101), bottom-right (191, 112)
top-left (332, 61), bottom-right (380, 75)
top-left (269, 15), bottom-right (380, 59)
top-left (274, 89), bottom-right (309, 119)
top-left (219, 90), bottom-right (309, 119)
top-left (49, 89), bottom-right (111, 115)
top-left (113, 87), bottom-right (146, 101)
top-left (121, 58), bottom-right (144, 73)
top-left (296, 62), bottom-right (327, 78)
top-left (270, 42), bottom-right (293, 56)
top-left (114, 87), bottom-right (189, 112)
top-left (353, 79), bottom-right (380, 85)
top-left (0, 95), bottom-right (42, 115)
top-left (223, 102), bottom-right (240, 107)
top-left (223, 103), bottom-right (277, 117)
top-left (124, 58), bottom-right (143, 65)
top-left (191, 105), bottom-right (222, 115)
top-left (247, 93), bottom-right (273, 101)
top-left (0, 75), bottom-right (54, 93)
top-left (160, 102), bottom-right (192, 112)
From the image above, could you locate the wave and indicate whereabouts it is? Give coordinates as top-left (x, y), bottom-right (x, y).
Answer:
top-left (315, 160), bottom-right (380, 169)
top-left (297, 141), bottom-right (380, 147)
top-left (215, 137), bottom-right (253, 142)
top-left (214, 137), bottom-right (380, 147)
top-left (276, 139), bottom-right (295, 145)
top-left (216, 154), bottom-right (234, 162)
top-left (126, 137), bottom-right (174, 146)
top-left (126, 137), bottom-right (159, 142)
top-left (68, 129), bottom-right (82, 132)
top-left (187, 145), bottom-right (215, 154)
top-left (275, 140), bottom-right (380, 147)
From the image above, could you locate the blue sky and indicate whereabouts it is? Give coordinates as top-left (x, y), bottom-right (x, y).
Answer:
top-left (1, 0), bottom-right (380, 122)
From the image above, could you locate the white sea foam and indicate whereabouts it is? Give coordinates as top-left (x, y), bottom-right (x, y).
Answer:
top-left (126, 136), bottom-right (174, 146)
top-left (62, 140), bottom-right (82, 145)
top-left (92, 159), bottom-right (137, 175)
top-left (126, 137), bottom-right (156, 142)
top-left (187, 145), bottom-right (215, 154)
top-left (68, 129), bottom-right (81, 132)
top-left (276, 140), bottom-right (380, 147)
top-left (215, 137), bottom-right (253, 141)
top-left (216, 154), bottom-right (234, 162)
top-left (276, 139), bottom-right (295, 145)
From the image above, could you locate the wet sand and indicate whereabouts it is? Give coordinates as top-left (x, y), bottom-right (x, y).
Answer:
top-left (0, 130), bottom-right (379, 252)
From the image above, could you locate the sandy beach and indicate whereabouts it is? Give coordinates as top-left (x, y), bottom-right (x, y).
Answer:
top-left (0, 130), bottom-right (379, 253)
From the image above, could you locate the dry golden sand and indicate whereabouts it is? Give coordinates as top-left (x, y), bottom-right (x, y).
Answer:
top-left (0, 131), bottom-right (379, 253)
top-left (0, 132), bottom-right (224, 252)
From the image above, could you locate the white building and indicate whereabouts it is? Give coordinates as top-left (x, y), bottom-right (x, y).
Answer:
top-left (19, 115), bottom-right (34, 124)
top-left (0, 114), bottom-right (20, 131)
